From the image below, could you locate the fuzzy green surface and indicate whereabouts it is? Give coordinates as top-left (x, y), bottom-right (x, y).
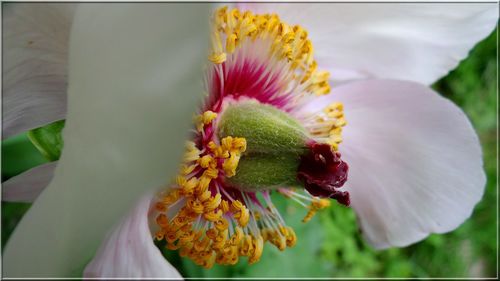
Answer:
top-left (217, 100), bottom-right (308, 154)
top-left (226, 153), bottom-right (301, 191)
top-left (1, 29), bottom-right (497, 277)
top-left (218, 101), bottom-right (307, 190)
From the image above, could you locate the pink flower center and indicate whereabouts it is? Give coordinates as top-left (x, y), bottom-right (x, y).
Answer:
top-left (153, 6), bottom-right (349, 269)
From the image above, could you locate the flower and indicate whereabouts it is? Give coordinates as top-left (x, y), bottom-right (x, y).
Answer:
top-left (2, 3), bottom-right (498, 278)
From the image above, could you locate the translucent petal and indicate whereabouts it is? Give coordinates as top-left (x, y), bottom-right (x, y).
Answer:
top-left (84, 194), bottom-right (182, 278)
top-left (241, 3), bottom-right (498, 85)
top-left (2, 162), bottom-right (57, 203)
top-left (3, 4), bottom-right (210, 277)
top-left (3, 3), bottom-right (75, 138)
top-left (299, 79), bottom-right (485, 248)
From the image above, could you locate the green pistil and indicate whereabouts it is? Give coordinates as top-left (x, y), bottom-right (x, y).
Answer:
top-left (217, 100), bottom-right (310, 191)
top-left (218, 100), bottom-right (308, 154)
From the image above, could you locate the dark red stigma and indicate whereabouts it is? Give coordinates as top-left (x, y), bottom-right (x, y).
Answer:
top-left (297, 143), bottom-right (350, 206)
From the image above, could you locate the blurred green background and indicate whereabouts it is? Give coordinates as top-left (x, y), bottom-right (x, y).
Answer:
top-left (2, 29), bottom-right (497, 278)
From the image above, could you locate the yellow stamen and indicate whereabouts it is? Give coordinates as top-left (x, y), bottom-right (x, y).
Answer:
top-left (155, 117), bottom-right (273, 267)
top-left (303, 198), bottom-right (330, 222)
top-left (208, 6), bottom-right (331, 96)
top-left (249, 236), bottom-right (264, 264)
top-left (306, 101), bottom-right (346, 151)
top-left (202, 111), bottom-right (218, 124)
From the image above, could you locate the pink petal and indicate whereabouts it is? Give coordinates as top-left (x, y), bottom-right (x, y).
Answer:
top-left (3, 4), bottom-right (76, 138)
top-left (240, 3), bottom-right (498, 85)
top-left (301, 79), bottom-right (485, 248)
top-left (84, 194), bottom-right (182, 278)
top-left (2, 162), bottom-right (57, 203)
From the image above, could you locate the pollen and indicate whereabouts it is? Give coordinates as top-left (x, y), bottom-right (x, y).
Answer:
top-left (195, 111), bottom-right (218, 132)
top-left (155, 110), bottom-right (261, 267)
top-left (303, 198), bottom-right (331, 223)
top-left (302, 101), bottom-right (346, 151)
top-left (203, 111), bottom-right (218, 124)
top-left (153, 108), bottom-right (308, 268)
top-left (208, 6), bottom-right (332, 97)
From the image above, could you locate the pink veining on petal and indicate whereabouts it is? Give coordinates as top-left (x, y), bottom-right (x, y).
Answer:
top-left (205, 52), bottom-right (295, 113)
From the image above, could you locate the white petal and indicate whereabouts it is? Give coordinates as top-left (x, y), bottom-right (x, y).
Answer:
top-left (84, 194), bottom-right (182, 278)
top-left (240, 3), bottom-right (498, 85)
top-left (3, 4), bottom-right (209, 277)
top-left (301, 80), bottom-right (485, 248)
top-left (2, 162), bottom-right (57, 203)
top-left (3, 3), bottom-right (76, 139)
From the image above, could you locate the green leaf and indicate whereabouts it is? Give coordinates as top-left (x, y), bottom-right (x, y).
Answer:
top-left (27, 120), bottom-right (66, 161)
top-left (1, 133), bottom-right (48, 181)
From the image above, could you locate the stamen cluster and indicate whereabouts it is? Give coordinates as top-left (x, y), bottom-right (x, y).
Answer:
top-left (153, 6), bottom-right (350, 269)
top-left (303, 102), bottom-right (346, 151)
top-left (209, 6), bottom-right (331, 99)
top-left (154, 111), bottom-right (298, 268)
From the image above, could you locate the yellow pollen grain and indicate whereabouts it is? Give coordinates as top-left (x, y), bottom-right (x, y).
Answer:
top-left (226, 33), bottom-right (238, 53)
top-left (235, 206), bottom-right (250, 227)
top-left (198, 190), bottom-right (212, 202)
top-left (220, 200), bottom-right (230, 213)
top-left (307, 101), bottom-right (347, 151)
top-left (196, 111), bottom-right (218, 132)
top-left (215, 217), bottom-right (229, 231)
top-left (303, 198), bottom-right (331, 222)
top-left (187, 199), bottom-right (204, 214)
top-left (176, 175), bottom-right (187, 186)
top-left (209, 31), bottom-right (227, 64)
top-left (154, 128), bottom-right (267, 268)
top-left (204, 193), bottom-right (222, 211)
top-left (285, 227), bottom-right (297, 247)
top-left (198, 155), bottom-right (214, 168)
top-left (202, 111), bottom-right (218, 124)
top-left (203, 209), bottom-right (223, 222)
top-left (230, 200), bottom-right (244, 212)
top-left (249, 236), bottom-right (264, 264)
top-left (181, 164), bottom-right (197, 176)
